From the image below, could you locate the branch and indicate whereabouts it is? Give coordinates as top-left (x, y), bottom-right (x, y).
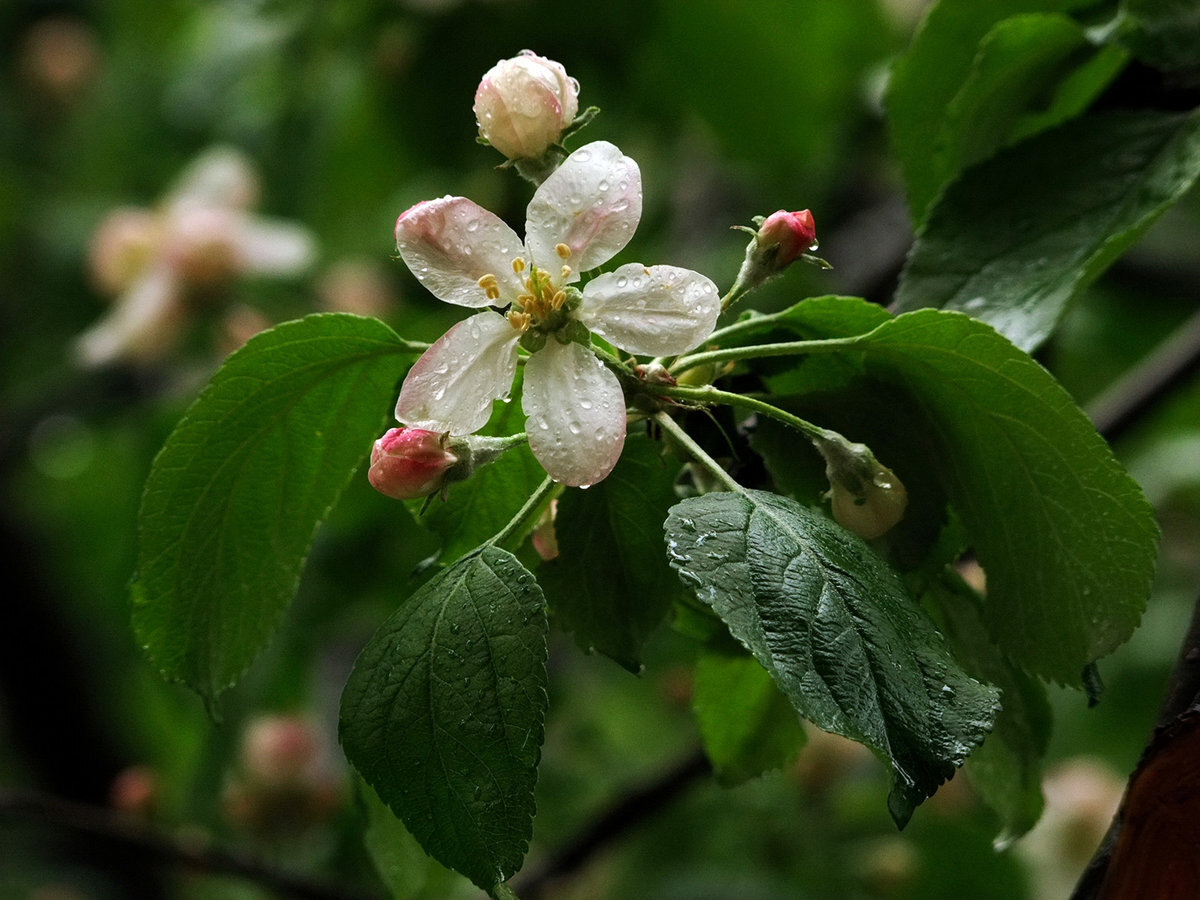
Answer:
top-left (0, 789), bottom-right (385, 900)
top-left (508, 748), bottom-right (711, 899)
top-left (1071, 586), bottom-right (1200, 899)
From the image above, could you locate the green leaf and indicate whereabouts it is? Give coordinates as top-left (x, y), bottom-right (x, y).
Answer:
top-left (886, 0), bottom-right (1106, 224)
top-left (924, 574), bottom-right (1051, 843)
top-left (894, 108), bottom-right (1200, 352)
top-left (937, 15), bottom-right (1126, 189)
top-left (339, 545), bottom-right (548, 893)
top-left (1119, 0), bottom-right (1200, 69)
top-left (131, 314), bottom-right (416, 706)
top-left (665, 490), bottom-right (1000, 826)
top-left (693, 646), bottom-right (807, 785)
top-left (539, 435), bottom-right (681, 672)
top-left (850, 309), bottom-right (1159, 682)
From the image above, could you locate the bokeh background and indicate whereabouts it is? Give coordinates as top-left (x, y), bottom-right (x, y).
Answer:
top-left (2, 1), bottom-right (1198, 898)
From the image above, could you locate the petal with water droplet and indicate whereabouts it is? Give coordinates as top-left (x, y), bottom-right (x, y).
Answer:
top-left (523, 340), bottom-right (625, 486)
top-left (580, 263), bottom-right (720, 355)
top-left (525, 142), bottom-right (642, 275)
top-left (396, 311), bottom-right (519, 434)
top-left (395, 196), bottom-right (525, 307)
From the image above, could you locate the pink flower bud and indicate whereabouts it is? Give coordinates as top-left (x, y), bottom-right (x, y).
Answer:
top-left (368, 427), bottom-right (458, 500)
top-left (757, 209), bottom-right (817, 267)
top-left (473, 50), bottom-right (579, 160)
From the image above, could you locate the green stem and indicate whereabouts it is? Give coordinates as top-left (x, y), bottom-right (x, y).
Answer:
top-left (651, 384), bottom-right (835, 445)
top-left (487, 474), bottom-right (559, 549)
top-left (653, 410), bottom-right (744, 494)
top-left (669, 335), bottom-right (860, 378)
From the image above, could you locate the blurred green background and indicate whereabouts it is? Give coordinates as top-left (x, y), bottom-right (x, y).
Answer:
top-left (1, 1), bottom-right (1198, 898)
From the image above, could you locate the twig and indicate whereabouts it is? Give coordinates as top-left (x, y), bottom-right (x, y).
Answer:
top-left (1085, 306), bottom-right (1200, 441)
top-left (508, 749), bottom-right (711, 899)
top-left (0, 789), bottom-right (384, 900)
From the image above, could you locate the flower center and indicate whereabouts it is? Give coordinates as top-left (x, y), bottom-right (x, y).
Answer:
top-left (498, 243), bottom-right (574, 335)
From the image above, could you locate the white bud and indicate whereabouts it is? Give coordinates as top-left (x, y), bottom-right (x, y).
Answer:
top-left (473, 50), bottom-right (579, 160)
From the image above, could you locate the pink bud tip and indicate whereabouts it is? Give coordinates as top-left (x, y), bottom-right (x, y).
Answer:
top-left (368, 427), bottom-right (459, 500)
top-left (758, 209), bottom-right (817, 267)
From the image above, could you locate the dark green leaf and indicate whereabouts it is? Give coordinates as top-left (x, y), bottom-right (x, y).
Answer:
top-left (851, 309), bottom-right (1159, 682)
top-left (1119, 0), bottom-right (1200, 69)
top-left (340, 545), bottom-right (548, 893)
top-left (131, 314), bottom-right (417, 706)
top-left (359, 780), bottom-right (471, 900)
top-left (924, 574), bottom-right (1051, 843)
top-left (665, 490), bottom-right (1000, 826)
top-left (693, 646), bottom-right (807, 785)
top-left (886, 0), bottom-right (1106, 224)
top-left (894, 109), bottom-right (1200, 352)
top-left (539, 435), bottom-right (681, 672)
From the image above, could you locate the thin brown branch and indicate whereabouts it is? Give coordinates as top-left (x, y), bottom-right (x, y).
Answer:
top-left (508, 748), bottom-right (711, 899)
top-left (0, 789), bottom-right (384, 900)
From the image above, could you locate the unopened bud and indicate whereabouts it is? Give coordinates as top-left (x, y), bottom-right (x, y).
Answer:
top-left (368, 427), bottom-right (458, 500)
top-left (757, 209), bottom-right (817, 268)
top-left (817, 434), bottom-right (908, 540)
top-left (474, 50), bottom-right (579, 161)
top-left (727, 209), bottom-right (827, 308)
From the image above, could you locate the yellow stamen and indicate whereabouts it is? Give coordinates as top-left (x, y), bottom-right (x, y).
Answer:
top-left (551, 290), bottom-right (566, 310)
top-left (507, 310), bottom-right (531, 331)
top-left (477, 273), bottom-right (501, 301)
top-left (561, 265), bottom-right (572, 281)
top-left (555, 243), bottom-right (572, 259)
top-left (512, 257), bottom-right (526, 274)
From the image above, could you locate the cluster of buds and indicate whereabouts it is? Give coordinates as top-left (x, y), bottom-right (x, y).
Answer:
top-left (77, 147), bottom-right (315, 367)
top-left (368, 427), bottom-right (526, 501)
top-left (815, 433), bottom-right (908, 540)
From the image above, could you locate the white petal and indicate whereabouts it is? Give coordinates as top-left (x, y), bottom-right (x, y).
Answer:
top-left (395, 196), bottom-right (526, 307)
top-left (396, 311), bottom-right (520, 435)
top-left (233, 216), bottom-right (316, 275)
top-left (75, 267), bottom-right (185, 367)
top-left (166, 146), bottom-right (259, 213)
top-left (525, 141), bottom-right (641, 276)
top-left (579, 264), bottom-right (721, 356)
top-left (523, 339), bottom-right (626, 486)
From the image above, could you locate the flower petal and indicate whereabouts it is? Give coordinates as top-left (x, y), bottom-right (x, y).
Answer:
top-left (395, 196), bottom-right (526, 307)
top-left (579, 263), bottom-right (720, 355)
top-left (523, 339), bottom-right (625, 486)
top-left (396, 311), bottom-right (520, 435)
top-left (233, 216), bottom-right (316, 275)
top-left (525, 141), bottom-right (641, 276)
top-left (75, 266), bottom-right (185, 367)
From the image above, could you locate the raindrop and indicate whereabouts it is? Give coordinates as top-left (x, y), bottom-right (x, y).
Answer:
top-left (616, 275), bottom-right (628, 288)
top-left (598, 180), bottom-right (609, 192)
top-left (575, 149), bottom-right (591, 162)
top-left (466, 220), bottom-right (480, 232)
top-left (569, 422), bottom-right (581, 435)
top-left (580, 399), bottom-right (593, 410)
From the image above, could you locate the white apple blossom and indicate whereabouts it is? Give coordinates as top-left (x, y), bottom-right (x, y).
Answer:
top-left (77, 147), bottom-right (316, 367)
top-left (393, 140), bottom-right (720, 487)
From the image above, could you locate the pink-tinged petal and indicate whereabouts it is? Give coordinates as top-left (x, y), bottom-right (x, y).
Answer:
top-left (233, 216), bottom-right (316, 275)
top-left (579, 263), bottom-right (720, 356)
top-left (75, 267), bottom-right (185, 367)
top-left (523, 339), bottom-right (625, 486)
top-left (395, 196), bottom-right (526, 307)
top-left (525, 141), bottom-right (641, 276)
top-left (395, 311), bottom-right (519, 435)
